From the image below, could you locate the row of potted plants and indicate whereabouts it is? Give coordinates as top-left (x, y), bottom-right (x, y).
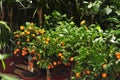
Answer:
top-left (13, 17), bottom-right (120, 80)
top-left (1, 11), bottom-right (120, 80)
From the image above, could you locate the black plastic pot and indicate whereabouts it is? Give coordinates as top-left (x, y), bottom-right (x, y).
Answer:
top-left (21, 70), bottom-right (41, 80)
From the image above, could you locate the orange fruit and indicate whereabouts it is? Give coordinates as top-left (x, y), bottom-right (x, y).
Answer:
top-left (70, 57), bottom-right (74, 62)
top-left (115, 52), bottom-right (120, 56)
top-left (53, 62), bottom-right (57, 66)
top-left (22, 52), bottom-right (25, 56)
top-left (20, 26), bottom-right (24, 30)
top-left (102, 73), bottom-right (107, 78)
top-left (23, 47), bottom-right (27, 51)
top-left (26, 31), bottom-right (30, 35)
top-left (116, 55), bottom-right (120, 59)
top-left (32, 57), bottom-right (36, 60)
top-left (17, 41), bottom-right (20, 45)
top-left (26, 38), bottom-right (30, 42)
top-left (31, 50), bottom-right (35, 53)
top-left (86, 70), bottom-right (91, 74)
top-left (32, 34), bottom-right (35, 37)
top-left (13, 51), bottom-right (17, 55)
top-left (15, 48), bottom-right (20, 53)
top-left (15, 34), bottom-right (19, 38)
top-left (115, 52), bottom-right (120, 59)
top-left (60, 56), bottom-right (64, 59)
top-left (46, 38), bottom-right (50, 42)
top-left (45, 41), bottom-right (49, 44)
top-left (75, 72), bottom-right (80, 78)
top-left (58, 53), bottom-right (62, 57)
top-left (28, 26), bottom-right (32, 30)
top-left (48, 65), bottom-right (51, 69)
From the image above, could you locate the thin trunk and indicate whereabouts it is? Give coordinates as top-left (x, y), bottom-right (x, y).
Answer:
top-left (8, 7), bottom-right (13, 28)
top-left (46, 68), bottom-right (52, 80)
top-left (0, 7), bottom-right (4, 21)
top-left (37, 7), bottom-right (42, 28)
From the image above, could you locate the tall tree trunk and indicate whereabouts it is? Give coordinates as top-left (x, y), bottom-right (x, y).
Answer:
top-left (37, 7), bottom-right (42, 28)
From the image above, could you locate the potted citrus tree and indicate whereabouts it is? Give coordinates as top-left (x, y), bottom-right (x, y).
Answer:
top-left (71, 23), bottom-right (120, 80)
top-left (13, 22), bottom-right (43, 80)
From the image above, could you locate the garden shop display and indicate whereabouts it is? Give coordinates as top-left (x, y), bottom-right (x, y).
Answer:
top-left (13, 10), bottom-right (120, 80)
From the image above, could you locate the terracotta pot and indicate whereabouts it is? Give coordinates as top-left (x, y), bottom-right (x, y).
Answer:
top-left (0, 56), bottom-right (15, 73)
top-left (21, 70), bottom-right (40, 80)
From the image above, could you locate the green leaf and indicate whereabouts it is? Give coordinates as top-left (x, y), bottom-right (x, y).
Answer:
top-left (105, 6), bottom-right (112, 15)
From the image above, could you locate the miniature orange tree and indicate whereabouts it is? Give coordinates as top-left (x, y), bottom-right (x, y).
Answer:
top-left (13, 22), bottom-right (46, 72)
top-left (71, 23), bottom-right (120, 80)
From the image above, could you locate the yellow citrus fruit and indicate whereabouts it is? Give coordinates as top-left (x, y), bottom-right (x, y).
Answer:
top-left (20, 26), bottom-right (24, 30)
top-left (70, 57), bottom-right (74, 62)
top-left (75, 73), bottom-right (80, 78)
top-left (80, 20), bottom-right (86, 25)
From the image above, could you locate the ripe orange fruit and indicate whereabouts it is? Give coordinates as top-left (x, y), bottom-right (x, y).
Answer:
top-left (15, 48), bottom-right (20, 53)
top-left (86, 70), bottom-right (91, 74)
top-left (116, 55), bottom-right (120, 59)
top-left (58, 53), bottom-right (62, 57)
top-left (31, 50), bottom-right (35, 53)
top-left (15, 34), bottom-right (19, 38)
top-left (48, 65), bottom-right (51, 69)
top-left (75, 72), bottom-right (80, 78)
top-left (53, 62), bottom-right (57, 66)
top-left (102, 73), bottom-right (107, 78)
top-left (13, 51), bottom-right (17, 55)
top-left (70, 57), bottom-right (74, 62)
top-left (115, 52), bottom-right (120, 56)
top-left (17, 41), bottom-right (20, 45)
top-left (32, 57), bottom-right (36, 60)
top-left (26, 31), bottom-right (30, 35)
top-left (20, 26), bottom-right (24, 30)
top-left (115, 52), bottom-right (120, 59)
